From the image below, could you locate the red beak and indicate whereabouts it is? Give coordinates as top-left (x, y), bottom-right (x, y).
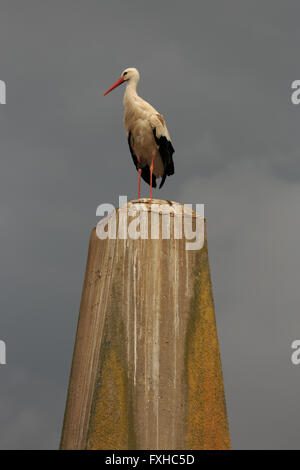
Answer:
top-left (103, 77), bottom-right (125, 96)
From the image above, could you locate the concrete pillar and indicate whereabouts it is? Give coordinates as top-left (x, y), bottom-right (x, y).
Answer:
top-left (60, 199), bottom-right (230, 450)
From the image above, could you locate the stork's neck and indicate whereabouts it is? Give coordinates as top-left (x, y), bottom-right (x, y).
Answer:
top-left (123, 79), bottom-right (139, 106)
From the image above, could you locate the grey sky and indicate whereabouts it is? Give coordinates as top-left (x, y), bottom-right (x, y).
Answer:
top-left (0, 0), bottom-right (300, 449)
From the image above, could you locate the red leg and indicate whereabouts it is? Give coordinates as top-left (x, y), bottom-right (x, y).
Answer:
top-left (150, 154), bottom-right (155, 199)
top-left (137, 156), bottom-right (142, 199)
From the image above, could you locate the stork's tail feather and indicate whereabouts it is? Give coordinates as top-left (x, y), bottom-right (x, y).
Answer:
top-left (152, 129), bottom-right (175, 189)
top-left (159, 174), bottom-right (167, 189)
top-left (159, 158), bottom-right (175, 189)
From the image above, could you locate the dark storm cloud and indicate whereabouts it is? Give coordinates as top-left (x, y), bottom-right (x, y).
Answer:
top-left (0, 0), bottom-right (300, 449)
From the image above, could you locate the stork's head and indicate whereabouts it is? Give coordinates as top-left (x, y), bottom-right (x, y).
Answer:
top-left (103, 67), bottom-right (140, 96)
top-left (121, 68), bottom-right (140, 83)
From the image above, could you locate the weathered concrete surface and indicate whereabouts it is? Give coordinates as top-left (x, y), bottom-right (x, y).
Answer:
top-left (60, 199), bottom-right (230, 450)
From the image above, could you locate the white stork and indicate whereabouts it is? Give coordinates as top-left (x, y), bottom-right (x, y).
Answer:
top-left (103, 68), bottom-right (175, 198)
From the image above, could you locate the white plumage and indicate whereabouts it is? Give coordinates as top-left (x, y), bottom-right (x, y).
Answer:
top-left (104, 67), bottom-right (175, 198)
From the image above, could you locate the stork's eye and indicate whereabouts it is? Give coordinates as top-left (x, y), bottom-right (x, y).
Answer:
top-left (123, 72), bottom-right (128, 77)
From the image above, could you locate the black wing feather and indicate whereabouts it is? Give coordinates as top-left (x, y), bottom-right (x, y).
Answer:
top-left (127, 131), bottom-right (157, 188)
top-left (153, 128), bottom-right (175, 189)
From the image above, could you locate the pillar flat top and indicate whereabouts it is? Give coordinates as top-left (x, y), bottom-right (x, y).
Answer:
top-left (118, 198), bottom-right (204, 218)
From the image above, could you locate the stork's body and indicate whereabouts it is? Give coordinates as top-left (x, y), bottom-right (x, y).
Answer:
top-left (104, 68), bottom-right (175, 197)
